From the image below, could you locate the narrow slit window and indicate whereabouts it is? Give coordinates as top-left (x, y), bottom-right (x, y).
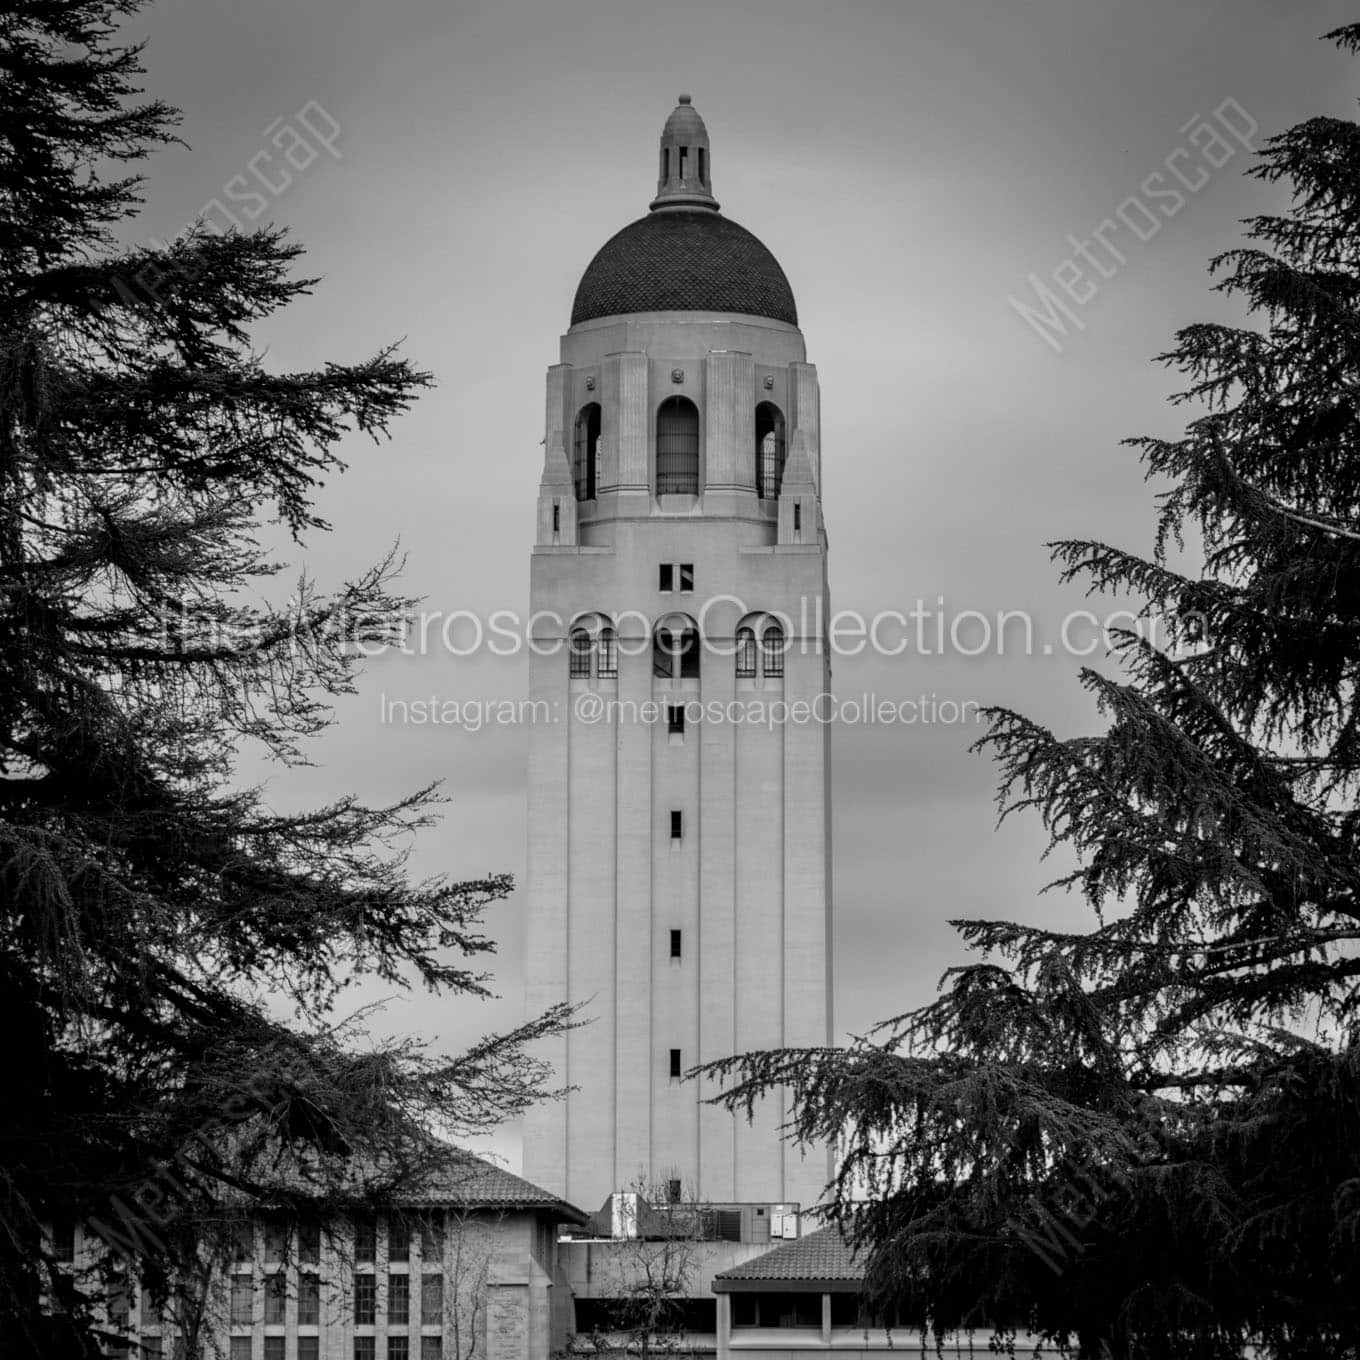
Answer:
top-left (669, 1049), bottom-right (682, 1079)
top-left (678, 146), bottom-right (688, 179)
top-left (662, 147), bottom-right (669, 181)
top-left (552, 501), bottom-right (560, 533)
top-left (794, 503), bottom-right (802, 532)
top-left (679, 563), bottom-right (694, 592)
top-left (670, 810), bottom-right (683, 840)
top-left (698, 147), bottom-right (706, 183)
top-left (659, 563), bottom-right (674, 592)
top-left (670, 929), bottom-right (682, 959)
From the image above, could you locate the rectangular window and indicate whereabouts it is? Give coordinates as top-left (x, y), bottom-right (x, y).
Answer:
top-left (231, 1223), bottom-right (253, 1263)
top-left (388, 1271), bottom-right (410, 1324)
top-left (659, 563), bottom-right (674, 592)
top-left (354, 1273), bottom-right (376, 1326)
top-left (698, 147), bottom-right (706, 183)
top-left (388, 1216), bottom-right (410, 1263)
top-left (421, 1338), bottom-right (443, 1360)
top-left (264, 1272), bottom-right (286, 1325)
top-left (264, 1341), bottom-right (285, 1360)
top-left (419, 1212), bottom-right (444, 1260)
top-left (678, 145), bottom-right (688, 179)
top-left (298, 1341), bottom-right (319, 1360)
top-left (667, 1178), bottom-right (682, 1203)
top-left (230, 1340), bottom-right (252, 1360)
top-left (355, 1216), bottom-right (376, 1263)
top-left (298, 1222), bottom-right (320, 1266)
top-left (679, 563), bottom-right (694, 592)
top-left (388, 1340), bottom-right (411, 1360)
top-left (140, 1288), bottom-right (158, 1329)
top-left (794, 502), bottom-right (802, 532)
top-left (670, 810), bottom-right (682, 840)
top-left (552, 501), bottom-right (560, 533)
top-left (666, 704), bottom-right (684, 735)
top-left (263, 1219), bottom-right (287, 1264)
top-left (670, 929), bottom-right (682, 959)
top-left (140, 1341), bottom-right (162, 1359)
top-left (662, 147), bottom-right (669, 181)
top-left (230, 1275), bottom-right (253, 1327)
top-left (355, 1342), bottom-right (376, 1360)
top-left (421, 1273), bottom-right (443, 1324)
top-left (299, 1273), bottom-right (320, 1326)
top-left (669, 1048), bottom-right (682, 1079)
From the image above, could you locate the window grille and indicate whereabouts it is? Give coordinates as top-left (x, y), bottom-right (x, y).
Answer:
top-left (569, 629), bottom-right (592, 678)
top-left (762, 626), bottom-right (786, 678)
top-left (735, 628), bottom-right (756, 678)
top-left (656, 397), bottom-right (699, 495)
top-left (597, 627), bottom-right (618, 678)
top-left (573, 403), bottom-right (600, 501)
top-left (755, 402), bottom-right (785, 499)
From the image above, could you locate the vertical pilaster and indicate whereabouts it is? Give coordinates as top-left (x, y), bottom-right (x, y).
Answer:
top-left (614, 619), bottom-right (654, 1190)
top-left (604, 351), bottom-right (649, 507)
top-left (703, 350), bottom-right (755, 491)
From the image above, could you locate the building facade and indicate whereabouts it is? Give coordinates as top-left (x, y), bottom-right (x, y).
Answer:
top-left (61, 1155), bottom-right (588, 1360)
top-left (522, 95), bottom-right (833, 1216)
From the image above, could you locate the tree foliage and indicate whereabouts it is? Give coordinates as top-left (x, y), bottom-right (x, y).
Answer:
top-left (703, 23), bottom-right (1360, 1360)
top-left (0, 3), bottom-right (573, 1354)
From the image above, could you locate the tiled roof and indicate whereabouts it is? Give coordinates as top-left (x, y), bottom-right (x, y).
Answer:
top-left (713, 1226), bottom-right (865, 1289)
top-left (571, 209), bottom-right (798, 327)
top-left (392, 1149), bottom-right (590, 1224)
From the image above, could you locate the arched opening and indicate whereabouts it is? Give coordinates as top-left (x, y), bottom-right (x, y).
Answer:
top-left (653, 623), bottom-right (701, 680)
top-left (656, 397), bottom-right (699, 496)
top-left (755, 402), bottom-right (785, 500)
top-left (735, 627), bottom-right (757, 679)
top-left (573, 403), bottom-right (601, 501)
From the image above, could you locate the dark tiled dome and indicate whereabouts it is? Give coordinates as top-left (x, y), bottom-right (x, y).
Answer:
top-left (570, 209), bottom-right (798, 327)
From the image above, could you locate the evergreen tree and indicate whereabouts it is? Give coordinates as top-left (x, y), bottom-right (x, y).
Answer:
top-left (704, 24), bottom-right (1360, 1360)
top-left (0, 3), bottom-right (572, 1354)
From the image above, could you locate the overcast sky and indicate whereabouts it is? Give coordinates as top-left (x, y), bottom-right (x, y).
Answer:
top-left (122, 0), bottom-right (1358, 1172)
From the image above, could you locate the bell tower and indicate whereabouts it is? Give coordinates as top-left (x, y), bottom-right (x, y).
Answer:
top-left (522, 96), bottom-right (832, 1218)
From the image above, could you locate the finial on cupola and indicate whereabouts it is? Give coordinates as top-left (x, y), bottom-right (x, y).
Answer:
top-left (650, 93), bottom-right (719, 212)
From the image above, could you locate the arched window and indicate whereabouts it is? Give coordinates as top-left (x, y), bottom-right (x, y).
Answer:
top-left (735, 627), bottom-right (757, 679)
top-left (761, 624), bottom-right (786, 678)
top-left (755, 402), bottom-right (785, 500)
top-left (597, 626), bottom-right (618, 679)
top-left (653, 625), bottom-right (700, 679)
top-left (656, 397), bottom-right (699, 496)
top-left (569, 628), bottom-right (592, 678)
top-left (573, 403), bottom-right (601, 501)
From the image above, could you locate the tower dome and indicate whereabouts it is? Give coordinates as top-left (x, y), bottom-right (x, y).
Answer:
top-left (569, 95), bottom-right (798, 327)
